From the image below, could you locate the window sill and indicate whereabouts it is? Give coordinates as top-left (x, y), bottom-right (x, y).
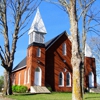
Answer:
top-left (59, 85), bottom-right (64, 87)
top-left (66, 85), bottom-right (71, 87)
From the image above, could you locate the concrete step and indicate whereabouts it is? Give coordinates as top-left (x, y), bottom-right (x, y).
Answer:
top-left (30, 86), bottom-right (51, 93)
top-left (89, 87), bottom-right (100, 93)
top-left (41, 86), bottom-right (51, 93)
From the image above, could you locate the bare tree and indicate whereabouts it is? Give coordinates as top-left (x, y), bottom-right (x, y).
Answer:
top-left (0, 0), bottom-right (41, 95)
top-left (58, 1), bottom-right (82, 100)
top-left (78, 0), bottom-right (96, 98)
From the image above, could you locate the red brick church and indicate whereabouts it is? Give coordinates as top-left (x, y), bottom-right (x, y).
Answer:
top-left (12, 9), bottom-right (97, 93)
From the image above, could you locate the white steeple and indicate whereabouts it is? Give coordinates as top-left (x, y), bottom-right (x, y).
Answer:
top-left (28, 8), bottom-right (47, 44)
top-left (85, 43), bottom-right (93, 57)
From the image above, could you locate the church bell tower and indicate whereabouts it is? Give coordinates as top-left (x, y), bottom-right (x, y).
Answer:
top-left (27, 8), bottom-right (46, 87)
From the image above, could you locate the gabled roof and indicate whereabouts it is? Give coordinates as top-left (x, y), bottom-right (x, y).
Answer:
top-left (45, 31), bottom-right (67, 50)
top-left (12, 57), bottom-right (26, 72)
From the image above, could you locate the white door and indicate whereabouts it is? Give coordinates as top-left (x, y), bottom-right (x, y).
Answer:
top-left (34, 67), bottom-right (41, 86)
top-left (89, 72), bottom-right (94, 88)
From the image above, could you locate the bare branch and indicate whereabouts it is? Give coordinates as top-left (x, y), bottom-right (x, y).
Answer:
top-left (18, 28), bottom-right (29, 39)
top-left (78, 10), bottom-right (84, 20)
top-left (1, 0), bottom-right (10, 59)
top-left (88, 29), bottom-right (100, 36)
top-left (85, 0), bottom-right (95, 9)
top-left (0, 46), bottom-right (7, 69)
top-left (44, 0), bottom-right (61, 5)
top-left (78, 0), bottom-right (96, 20)
top-left (58, 0), bottom-right (70, 13)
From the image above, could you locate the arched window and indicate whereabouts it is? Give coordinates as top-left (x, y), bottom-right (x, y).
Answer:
top-left (37, 48), bottom-right (41, 57)
top-left (34, 67), bottom-right (42, 86)
top-left (66, 72), bottom-right (71, 87)
top-left (36, 67), bottom-right (40, 72)
top-left (62, 43), bottom-right (66, 55)
top-left (27, 68), bottom-right (30, 84)
top-left (59, 72), bottom-right (64, 86)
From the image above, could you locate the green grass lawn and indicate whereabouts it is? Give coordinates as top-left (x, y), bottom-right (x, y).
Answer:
top-left (8, 92), bottom-right (100, 100)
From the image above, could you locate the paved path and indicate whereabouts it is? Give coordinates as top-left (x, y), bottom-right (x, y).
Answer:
top-left (0, 93), bottom-right (13, 100)
top-left (0, 96), bottom-right (13, 100)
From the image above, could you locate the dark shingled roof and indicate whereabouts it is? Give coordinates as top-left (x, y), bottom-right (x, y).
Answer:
top-left (12, 31), bottom-right (67, 72)
top-left (12, 57), bottom-right (26, 72)
top-left (45, 31), bottom-right (67, 50)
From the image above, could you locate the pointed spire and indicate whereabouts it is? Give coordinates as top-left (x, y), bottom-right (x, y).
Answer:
top-left (28, 8), bottom-right (47, 34)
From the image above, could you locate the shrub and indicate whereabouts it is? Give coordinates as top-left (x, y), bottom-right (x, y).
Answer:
top-left (12, 85), bottom-right (28, 93)
top-left (12, 85), bottom-right (17, 92)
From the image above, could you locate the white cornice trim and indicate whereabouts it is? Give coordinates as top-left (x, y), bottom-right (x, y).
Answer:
top-left (12, 65), bottom-right (26, 72)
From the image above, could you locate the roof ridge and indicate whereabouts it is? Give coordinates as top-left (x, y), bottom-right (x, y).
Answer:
top-left (45, 31), bottom-right (67, 50)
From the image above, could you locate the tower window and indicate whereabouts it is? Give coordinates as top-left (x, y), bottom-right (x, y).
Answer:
top-left (40, 34), bottom-right (44, 43)
top-left (37, 48), bottom-right (41, 57)
top-left (35, 33), bottom-right (44, 43)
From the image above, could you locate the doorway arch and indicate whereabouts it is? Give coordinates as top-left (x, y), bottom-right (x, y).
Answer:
top-left (34, 67), bottom-right (42, 86)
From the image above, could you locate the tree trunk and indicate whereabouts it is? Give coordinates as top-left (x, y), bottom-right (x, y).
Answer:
top-left (81, 14), bottom-right (86, 99)
top-left (7, 70), bottom-right (12, 95)
top-left (69, 1), bottom-right (82, 100)
top-left (3, 70), bottom-right (7, 95)
top-left (3, 69), bottom-right (12, 95)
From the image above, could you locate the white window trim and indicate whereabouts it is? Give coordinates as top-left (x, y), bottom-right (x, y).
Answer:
top-left (59, 85), bottom-right (64, 87)
top-left (66, 72), bottom-right (71, 87)
top-left (18, 73), bottom-right (21, 85)
top-left (24, 71), bottom-right (26, 84)
top-left (27, 68), bottom-right (30, 84)
top-left (59, 72), bottom-right (64, 87)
